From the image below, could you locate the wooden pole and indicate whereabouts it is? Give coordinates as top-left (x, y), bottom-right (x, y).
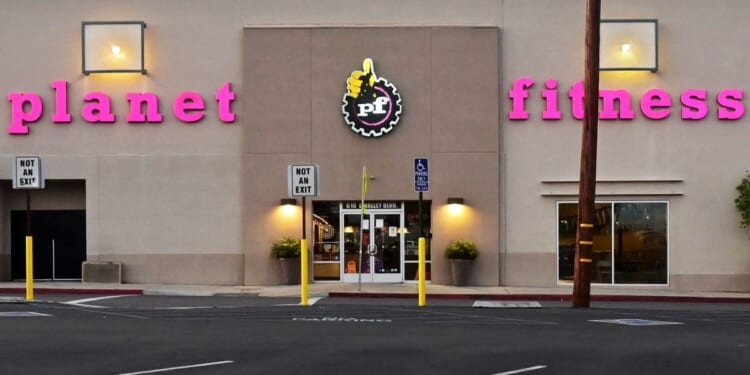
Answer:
top-left (572, 0), bottom-right (601, 308)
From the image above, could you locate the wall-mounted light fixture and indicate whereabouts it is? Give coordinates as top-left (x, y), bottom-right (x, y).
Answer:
top-left (280, 198), bottom-right (297, 206)
top-left (446, 197), bottom-right (465, 205)
top-left (82, 21), bottom-right (146, 75)
top-left (600, 19), bottom-right (658, 72)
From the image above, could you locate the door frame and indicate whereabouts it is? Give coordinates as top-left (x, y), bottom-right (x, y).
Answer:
top-left (10, 209), bottom-right (86, 281)
top-left (340, 206), bottom-right (404, 283)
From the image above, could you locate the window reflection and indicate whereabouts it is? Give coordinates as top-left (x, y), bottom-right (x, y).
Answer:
top-left (312, 202), bottom-right (342, 281)
top-left (404, 202), bottom-right (431, 281)
top-left (614, 203), bottom-right (667, 284)
top-left (558, 202), bottom-right (667, 285)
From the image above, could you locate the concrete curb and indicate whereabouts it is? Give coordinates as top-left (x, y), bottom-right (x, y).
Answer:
top-left (3, 286), bottom-right (750, 304)
top-left (0, 288), bottom-right (143, 296)
top-left (328, 292), bottom-right (750, 303)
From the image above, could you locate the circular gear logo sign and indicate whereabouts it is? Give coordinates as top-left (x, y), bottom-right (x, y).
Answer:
top-left (342, 58), bottom-right (403, 138)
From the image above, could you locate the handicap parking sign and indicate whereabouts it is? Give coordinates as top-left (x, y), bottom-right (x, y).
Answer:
top-left (414, 158), bottom-right (428, 192)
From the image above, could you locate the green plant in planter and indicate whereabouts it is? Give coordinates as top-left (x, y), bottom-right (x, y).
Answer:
top-left (271, 237), bottom-right (301, 259)
top-left (444, 240), bottom-right (479, 260)
top-left (736, 171), bottom-right (750, 231)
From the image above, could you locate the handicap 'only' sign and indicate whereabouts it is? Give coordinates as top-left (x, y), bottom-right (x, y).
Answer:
top-left (342, 58), bottom-right (403, 138)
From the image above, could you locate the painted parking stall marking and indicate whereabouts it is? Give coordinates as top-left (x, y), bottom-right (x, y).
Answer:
top-left (292, 316), bottom-right (392, 323)
top-left (64, 295), bottom-right (131, 309)
top-left (590, 318), bottom-right (684, 326)
top-left (276, 296), bottom-right (324, 306)
top-left (473, 301), bottom-right (541, 309)
top-left (0, 311), bottom-right (52, 317)
top-left (116, 360), bottom-right (234, 375)
top-left (492, 365), bottom-right (547, 375)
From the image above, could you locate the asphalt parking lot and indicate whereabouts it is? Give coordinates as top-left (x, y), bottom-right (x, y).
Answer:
top-left (1, 294), bottom-right (749, 374)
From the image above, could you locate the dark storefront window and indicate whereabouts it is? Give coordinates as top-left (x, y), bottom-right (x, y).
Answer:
top-left (312, 202), bottom-right (341, 281)
top-left (403, 201), bottom-right (432, 281)
top-left (558, 201), bottom-right (668, 285)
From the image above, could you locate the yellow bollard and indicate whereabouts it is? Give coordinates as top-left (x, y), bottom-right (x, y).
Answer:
top-left (418, 237), bottom-right (426, 306)
top-left (300, 238), bottom-right (309, 306)
top-left (25, 236), bottom-right (34, 301)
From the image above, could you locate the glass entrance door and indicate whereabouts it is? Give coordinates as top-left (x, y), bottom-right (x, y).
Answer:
top-left (341, 209), bottom-right (404, 283)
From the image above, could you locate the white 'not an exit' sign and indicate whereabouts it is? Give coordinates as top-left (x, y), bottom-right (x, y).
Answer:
top-left (12, 156), bottom-right (45, 189)
top-left (288, 164), bottom-right (319, 197)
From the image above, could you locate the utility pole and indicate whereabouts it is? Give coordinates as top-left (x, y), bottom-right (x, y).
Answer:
top-left (572, 0), bottom-right (601, 308)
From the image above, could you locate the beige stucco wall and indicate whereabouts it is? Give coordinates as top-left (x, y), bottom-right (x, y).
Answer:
top-left (241, 27), bottom-right (500, 285)
top-left (1, 0), bottom-right (749, 290)
top-left (501, 0), bottom-right (750, 290)
top-left (0, 0), bottom-right (247, 283)
top-left (0, 0), bottom-right (503, 285)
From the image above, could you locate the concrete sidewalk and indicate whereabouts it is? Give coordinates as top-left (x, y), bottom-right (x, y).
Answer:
top-left (2, 281), bottom-right (750, 303)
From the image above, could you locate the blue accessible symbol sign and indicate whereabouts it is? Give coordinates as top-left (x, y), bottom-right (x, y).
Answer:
top-left (414, 157), bottom-right (429, 192)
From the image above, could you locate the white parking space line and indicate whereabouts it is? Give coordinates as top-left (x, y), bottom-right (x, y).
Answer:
top-left (589, 318), bottom-right (683, 326)
top-left (493, 365), bottom-right (547, 375)
top-left (116, 360), bottom-right (234, 375)
top-left (0, 311), bottom-right (52, 317)
top-left (276, 297), bottom-right (324, 306)
top-left (65, 295), bottom-right (131, 308)
top-left (155, 306), bottom-right (213, 310)
top-left (473, 301), bottom-right (542, 309)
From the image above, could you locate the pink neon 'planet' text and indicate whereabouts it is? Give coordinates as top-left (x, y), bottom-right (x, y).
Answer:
top-left (5, 81), bottom-right (236, 134)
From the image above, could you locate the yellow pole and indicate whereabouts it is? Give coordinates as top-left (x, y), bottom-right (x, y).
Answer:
top-left (300, 238), bottom-right (309, 306)
top-left (25, 236), bottom-right (34, 301)
top-left (418, 237), bottom-right (426, 306)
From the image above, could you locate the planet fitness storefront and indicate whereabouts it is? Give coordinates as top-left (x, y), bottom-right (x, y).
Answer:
top-left (1, 0), bottom-right (749, 292)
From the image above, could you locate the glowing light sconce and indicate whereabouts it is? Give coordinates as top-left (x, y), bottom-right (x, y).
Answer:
top-left (82, 21), bottom-right (146, 75)
top-left (600, 19), bottom-right (658, 72)
top-left (446, 197), bottom-right (465, 215)
top-left (280, 198), bottom-right (297, 206)
top-left (446, 197), bottom-right (465, 205)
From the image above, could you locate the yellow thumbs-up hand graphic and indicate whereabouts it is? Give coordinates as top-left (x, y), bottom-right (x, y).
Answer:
top-left (347, 58), bottom-right (377, 99)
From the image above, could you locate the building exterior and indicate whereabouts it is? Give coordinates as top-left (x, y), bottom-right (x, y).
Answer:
top-left (1, 0), bottom-right (749, 291)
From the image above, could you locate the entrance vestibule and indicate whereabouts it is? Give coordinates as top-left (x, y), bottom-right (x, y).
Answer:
top-left (312, 201), bottom-right (431, 283)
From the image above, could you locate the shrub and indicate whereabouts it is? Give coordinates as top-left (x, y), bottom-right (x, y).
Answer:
top-left (736, 171), bottom-right (750, 229)
top-left (444, 240), bottom-right (479, 260)
top-left (271, 237), bottom-right (301, 258)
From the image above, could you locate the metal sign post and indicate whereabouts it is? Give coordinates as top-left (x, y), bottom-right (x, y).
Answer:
top-left (414, 157), bottom-right (429, 307)
top-left (12, 156), bottom-right (45, 302)
top-left (287, 164), bottom-right (320, 306)
top-left (358, 166), bottom-right (368, 292)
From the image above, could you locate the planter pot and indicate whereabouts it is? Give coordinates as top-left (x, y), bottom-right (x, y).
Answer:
top-left (449, 259), bottom-right (474, 286)
top-left (278, 257), bottom-right (301, 285)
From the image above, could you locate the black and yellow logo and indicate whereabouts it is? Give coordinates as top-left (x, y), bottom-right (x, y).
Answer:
top-left (342, 58), bottom-right (402, 138)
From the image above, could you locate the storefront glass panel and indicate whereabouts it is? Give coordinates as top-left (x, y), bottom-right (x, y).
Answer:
top-left (613, 203), bottom-right (668, 284)
top-left (557, 201), bottom-right (668, 285)
top-left (558, 203), bottom-right (611, 283)
top-left (312, 202), bottom-right (341, 281)
top-left (403, 201), bottom-right (431, 281)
